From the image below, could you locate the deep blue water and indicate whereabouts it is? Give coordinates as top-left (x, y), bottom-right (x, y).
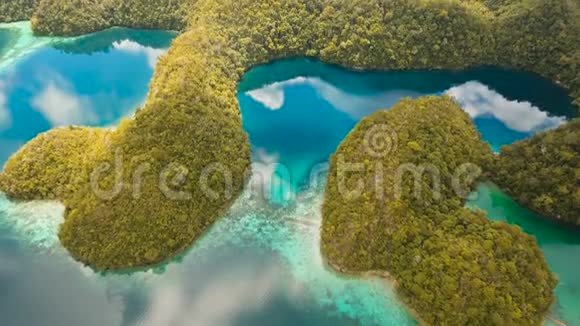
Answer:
top-left (0, 25), bottom-right (578, 326)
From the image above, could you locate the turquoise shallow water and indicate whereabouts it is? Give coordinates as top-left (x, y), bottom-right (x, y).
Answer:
top-left (0, 25), bottom-right (578, 326)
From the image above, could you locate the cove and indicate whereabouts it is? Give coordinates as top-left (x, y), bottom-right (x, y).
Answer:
top-left (0, 28), bottom-right (578, 326)
top-left (0, 22), bottom-right (176, 165)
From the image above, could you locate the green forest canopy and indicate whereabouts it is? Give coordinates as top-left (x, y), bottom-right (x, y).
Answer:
top-left (0, 0), bottom-right (189, 34)
top-left (0, 0), bottom-right (37, 23)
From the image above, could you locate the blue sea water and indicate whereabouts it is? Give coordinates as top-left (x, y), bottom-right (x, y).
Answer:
top-left (0, 24), bottom-right (578, 326)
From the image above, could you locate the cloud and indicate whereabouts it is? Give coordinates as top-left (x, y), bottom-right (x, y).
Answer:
top-left (245, 78), bottom-right (303, 110)
top-left (245, 77), bottom-right (421, 118)
top-left (31, 76), bottom-right (97, 127)
top-left (141, 263), bottom-right (300, 326)
top-left (246, 86), bottom-right (285, 110)
top-left (0, 80), bottom-right (11, 131)
top-left (113, 40), bottom-right (167, 69)
top-left (446, 81), bottom-right (566, 132)
top-left (246, 78), bottom-right (566, 133)
top-left (307, 78), bottom-right (421, 119)
top-left (0, 194), bottom-right (121, 326)
top-left (0, 194), bottom-right (65, 250)
top-left (248, 148), bottom-right (295, 204)
top-left (0, 253), bottom-right (19, 275)
top-left (0, 252), bottom-right (121, 326)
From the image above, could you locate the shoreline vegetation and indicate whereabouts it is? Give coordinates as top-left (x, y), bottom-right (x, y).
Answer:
top-left (0, 0), bottom-right (189, 35)
top-left (493, 120), bottom-right (580, 227)
top-left (0, 0), bottom-right (578, 324)
top-left (324, 257), bottom-right (430, 326)
top-left (326, 214), bottom-right (570, 326)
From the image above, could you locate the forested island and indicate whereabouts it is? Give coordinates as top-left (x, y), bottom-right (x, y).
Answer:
top-left (0, 0), bottom-right (578, 323)
top-left (494, 119), bottom-right (580, 226)
top-left (321, 96), bottom-right (556, 325)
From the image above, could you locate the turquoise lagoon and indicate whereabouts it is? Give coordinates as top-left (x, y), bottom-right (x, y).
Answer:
top-left (0, 23), bottom-right (578, 326)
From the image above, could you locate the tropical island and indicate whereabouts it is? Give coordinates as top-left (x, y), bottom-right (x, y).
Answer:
top-left (0, 0), bottom-right (578, 324)
top-left (321, 96), bottom-right (556, 325)
top-left (494, 119), bottom-right (580, 226)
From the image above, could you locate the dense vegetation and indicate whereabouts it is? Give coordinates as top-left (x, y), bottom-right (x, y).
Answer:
top-left (0, 127), bottom-right (108, 200)
top-left (0, 0), bottom-right (38, 23)
top-left (0, 0), bottom-right (189, 36)
top-left (56, 31), bottom-right (252, 269)
top-left (321, 96), bottom-right (556, 325)
top-left (493, 0), bottom-right (580, 108)
top-left (31, 0), bottom-right (189, 36)
top-left (494, 119), bottom-right (580, 226)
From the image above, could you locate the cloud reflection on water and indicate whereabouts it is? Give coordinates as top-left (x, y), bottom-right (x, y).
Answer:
top-left (31, 75), bottom-right (97, 127)
top-left (247, 77), bottom-right (567, 135)
top-left (0, 80), bottom-right (10, 131)
top-left (446, 81), bottom-right (565, 133)
top-left (249, 148), bottom-right (296, 205)
top-left (141, 261), bottom-right (303, 326)
top-left (113, 40), bottom-right (167, 69)
top-left (246, 77), bottom-right (421, 119)
top-left (0, 239), bottom-right (121, 326)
